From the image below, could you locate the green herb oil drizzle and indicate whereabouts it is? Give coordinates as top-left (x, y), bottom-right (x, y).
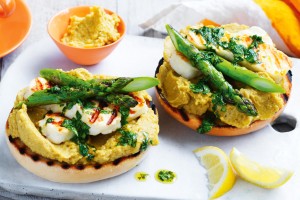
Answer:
top-left (155, 170), bottom-right (177, 184)
top-left (62, 111), bottom-right (95, 160)
top-left (191, 26), bottom-right (263, 64)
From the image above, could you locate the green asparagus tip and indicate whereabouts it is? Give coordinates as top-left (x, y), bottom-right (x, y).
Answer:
top-left (121, 77), bottom-right (159, 93)
top-left (250, 78), bottom-right (285, 93)
top-left (165, 24), bottom-right (180, 50)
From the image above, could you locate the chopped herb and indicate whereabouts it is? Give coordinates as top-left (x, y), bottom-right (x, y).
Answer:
top-left (191, 26), bottom-right (264, 64)
top-left (117, 129), bottom-right (137, 147)
top-left (228, 38), bottom-right (245, 64)
top-left (62, 119), bottom-right (78, 136)
top-left (62, 101), bottom-right (77, 114)
top-left (100, 109), bottom-right (112, 114)
top-left (119, 106), bottom-right (130, 126)
top-left (157, 170), bottom-right (176, 182)
top-left (79, 143), bottom-right (94, 161)
top-left (212, 92), bottom-right (226, 115)
top-left (82, 100), bottom-right (98, 109)
top-left (244, 48), bottom-right (258, 63)
top-left (46, 118), bottom-right (54, 124)
top-left (140, 132), bottom-right (150, 151)
top-left (197, 112), bottom-right (217, 134)
top-left (249, 35), bottom-right (264, 49)
top-left (198, 51), bottom-right (222, 66)
top-left (103, 94), bottom-right (138, 108)
top-left (62, 111), bottom-right (94, 160)
top-left (190, 79), bottom-right (211, 94)
top-left (191, 26), bottom-right (224, 47)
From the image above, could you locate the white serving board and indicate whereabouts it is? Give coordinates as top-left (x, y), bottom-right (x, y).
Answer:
top-left (0, 36), bottom-right (299, 200)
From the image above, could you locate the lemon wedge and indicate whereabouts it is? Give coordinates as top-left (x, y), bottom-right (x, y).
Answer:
top-left (194, 146), bottom-right (236, 199)
top-left (230, 147), bottom-right (294, 189)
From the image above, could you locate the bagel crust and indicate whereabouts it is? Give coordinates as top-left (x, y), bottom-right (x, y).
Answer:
top-left (155, 59), bottom-right (292, 136)
top-left (6, 101), bottom-right (158, 183)
top-left (6, 133), bottom-right (147, 183)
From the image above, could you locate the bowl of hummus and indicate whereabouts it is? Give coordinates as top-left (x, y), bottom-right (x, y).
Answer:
top-left (48, 6), bottom-right (126, 65)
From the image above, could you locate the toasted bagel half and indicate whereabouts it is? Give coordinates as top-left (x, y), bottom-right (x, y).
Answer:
top-left (155, 58), bottom-right (292, 136)
top-left (6, 100), bottom-right (158, 183)
top-left (5, 68), bottom-right (159, 183)
top-left (5, 132), bottom-right (148, 183)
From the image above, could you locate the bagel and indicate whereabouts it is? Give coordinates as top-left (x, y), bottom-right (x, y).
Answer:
top-left (5, 133), bottom-right (148, 183)
top-left (155, 59), bottom-right (291, 136)
top-left (156, 24), bottom-right (292, 136)
top-left (5, 68), bottom-right (159, 183)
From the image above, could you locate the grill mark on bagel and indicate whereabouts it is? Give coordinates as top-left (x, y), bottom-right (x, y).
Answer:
top-left (46, 161), bottom-right (54, 166)
top-left (76, 164), bottom-right (85, 170)
top-left (9, 136), bottom-right (27, 155)
top-left (8, 136), bottom-right (143, 171)
top-left (61, 163), bottom-right (70, 169)
top-left (178, 109), bottom-right (189, 121)
top-left (94, 163), bottom-right (102, 169)
top-left (287, 70), bottom-right (292, 82)
top-left (283, 94), bottom-right (289, 103)
top-left (130, 151), bottom-right (141, 158)
top-left (8, 135), bottom-right (13, 143)
top-left (31, 154), bottom-right (40, 162)
top-left (155, 58), bottom-right (164, 76)
top-left (19, 147), bottom-right (26, 155)
top-left (113, 158), bottom-right (122, 165)
top-left (113, 151), bottom-right (141, 166)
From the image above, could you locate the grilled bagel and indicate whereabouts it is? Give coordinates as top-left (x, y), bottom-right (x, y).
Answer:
top-left (6, 68), bottom-right (159, 183)
top-left (155, 23), bottom-right (292, 136)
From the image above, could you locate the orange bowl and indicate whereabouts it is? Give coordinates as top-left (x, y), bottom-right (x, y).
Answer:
top-left (48, 6), bottom-right (126, 65)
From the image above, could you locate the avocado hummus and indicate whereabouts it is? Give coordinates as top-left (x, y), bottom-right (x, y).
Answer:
top-left (61, 6), bottom-right (121, 48)
top-left (7, 69), bottom-right (159, 165)
top-left (157, 25), bottom-right (288, 129)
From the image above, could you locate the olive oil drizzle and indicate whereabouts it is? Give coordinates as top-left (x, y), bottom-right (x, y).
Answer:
top-left (135, 172), bottom-right (149, 182)
top-left (155, 169), bottom-right (177, 184)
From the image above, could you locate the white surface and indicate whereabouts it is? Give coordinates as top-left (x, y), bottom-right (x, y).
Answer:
top-left (0, 36), bottom-right (300, 200)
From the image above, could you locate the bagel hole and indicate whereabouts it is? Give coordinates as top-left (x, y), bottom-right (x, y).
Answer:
top-left (271, 114), bottom-right (296, 132)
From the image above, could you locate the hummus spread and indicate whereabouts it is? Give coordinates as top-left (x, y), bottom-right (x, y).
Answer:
top-left (61, 6), bottom-right (121, 48)
top-left (7, 69), bottom-right (159, 165)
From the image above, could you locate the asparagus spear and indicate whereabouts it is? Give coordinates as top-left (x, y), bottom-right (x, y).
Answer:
top-left (166, 24), bottom-right (257, 116)
top-left (19, 86), bottom-right (95, 107)
top-left (201, 52), bottom-right (285, 93)
top-left (18, 69), bottom-right (158, 108)
top-left (17, 86), bottom-right (138, 108)
top-left (40, 68), bottom-right (159, 93)
top-left (40, 68), bottom-right (91, 88)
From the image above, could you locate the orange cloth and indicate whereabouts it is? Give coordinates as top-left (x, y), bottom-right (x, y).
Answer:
top-left (255, 0), bottom-right (300, 57)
